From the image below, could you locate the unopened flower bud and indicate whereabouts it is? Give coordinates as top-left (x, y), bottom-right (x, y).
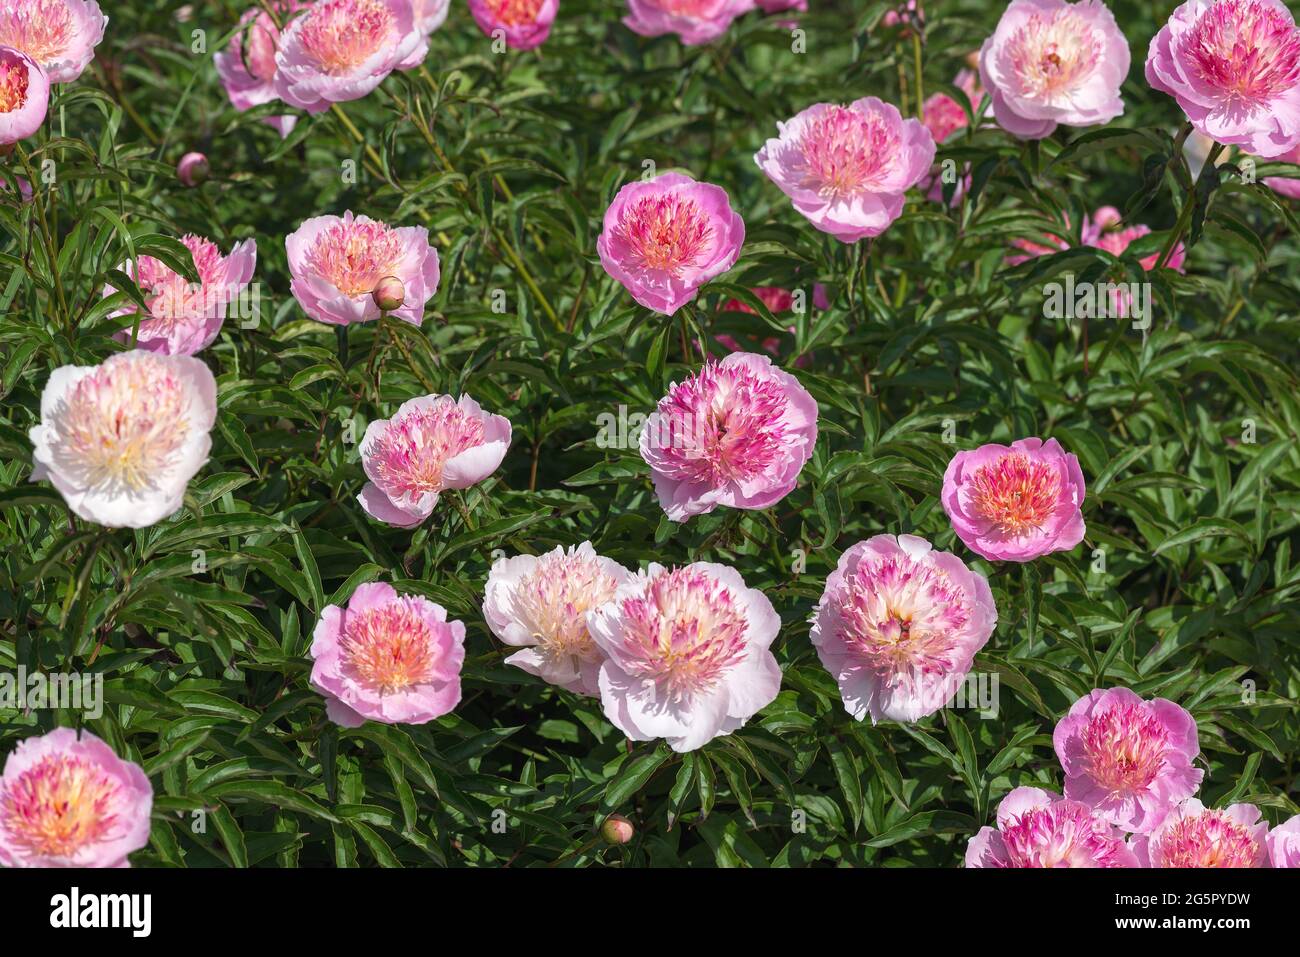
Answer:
top-left (177, 152), bottom-right (209, 187)
top-left (372, 276), bottom-right (405, 312)
top-left (601, 814), bottom-right (634, 845)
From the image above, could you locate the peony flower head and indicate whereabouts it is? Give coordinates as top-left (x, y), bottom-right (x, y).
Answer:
top-left (286, 211), bottom-right (440, 326)
top-left (966, 786), bottom-right (1139, 867)
top-left (29, 351), bottom-right (217, 528)
top-left (597, 171), bottom-right (744, 316)
top-left (810, 534), bottom-right (997, 724)
top-left (1053, 687), bottom-right (1203, 833)
top-left (1008, 207), bottom-right (1186, 272)
top-left (978, 0), bottom-right (1129, 140)
top-left (640, 351), bottom-right (818, 521)
top-left (272, 0), bottom-right (426, 114)
top-left (311, 582), bottom-right (465, 727)
top-left (483, 542), bottom-right (632, 695)
top-left (1132, 799), bottom-right (1269, 867)
top-left (622, 0), bottom-right (751, 46)
top-left (1262, 143), bottom-right (1300, 198)
top-left (0, 44), bottom-right (47, 144)
top-left (942, 437), bottom-right (1086, 562)
top-left (1267, 814), bottom-right (1300, 867)
top-left (468, 0), bottom-right (558, 50)
top-left (755, 96), bottom-right (935, 243)
top-left (757, 0), bottom-right (806, 12)
top-left (922, 69), bottom-right (986, 204)
top-left (587, 562), bottom-right (782, 752)
top-left (716, 284), bottom-right (828, 365)
top-left (214, 1), bottom-right (308, 138)
top-left (107, 234), bottom-right (257, 357)
top-left (0, 727), bottom-right (152, 869)
top-left (358, 393), bottom-right (511, 527)
top-left (1147, 0), bottom-right (1300, 158)
top-left (0, 0), bottom-right (106, 84)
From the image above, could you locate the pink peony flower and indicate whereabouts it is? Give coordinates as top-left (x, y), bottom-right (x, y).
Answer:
top-left (107, 234), bottom-right (258, 356)
top-left (0, 728), bottom-right (152, 869)
top-left (921, 69), bottom-right (986, 204)
top-left (622, 0), bottom-right (752, 46)
top-left (586, 562), bottom-right (782, 752)
top-left (1267, 814), bottom-right (1300, 867)
top-left (286, 211), bottom-right (440, 326)
top-left (1132, 799), bottom-right (1269, 867)
top-left (29, 351), bottom-right (217, 528)
top-left (756, 0), bottom-right (805, 12)
top-left (1262, 143), bottom-right (1300, 199)
top-left (468, 0), bottom-right (558, 50)
top-left (0, 44), bottom-right (47, 144)
top-left (597, 171), bottom-right (744, 316)
top-left (1007, 207), bottom-right (1186, 272)
top-left (0, 0), bottom-right (106, 84)
top-left (882, 0), bottom-right (922, 31)
top-left (483, 542), bottom-right (632, 695)
top-left (214, 1), bottom-right (307, 139)
top-left (978, 0), bottom-right (1129, 140)
top-left (1147, 0), bottom-right (1300, 158)
top-left (754, 97), bottom-right (935, 243)
top-left (273, 0), bottom-right (426, 114)
top-left (310, 581), bottom-right (465, 727)
top-left (810, 534), bottom-right (997, 724)
top-left (640, 352), bottom-right (817, 521)
top-left (941, 437), bottom-right (1086, 562)
top-left (1053, 687), bottom-right (1203, 834)
top-left (0, 168), bottom-right (32, 201)
top-left (966, 786), bottom-right (1139, 867)
top-left (357, 393), bottom-right (511, 527)
top-left (716, 284), bottom-right (828, 365)
top-left (413, 0), bottom-right (451, 35)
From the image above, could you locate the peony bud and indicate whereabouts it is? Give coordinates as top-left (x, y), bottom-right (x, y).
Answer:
top-left (372, 276), bottom-right (406, 312)
top-left (600, 814), bottom-right (635, 845)
top-left (177, 151), bottom-right (209, 187)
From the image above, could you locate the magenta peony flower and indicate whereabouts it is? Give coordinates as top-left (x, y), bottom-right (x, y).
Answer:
top-left (978, 0), bottom-right (1129, 140)
top-left (0, 728), bottom-right (152, 869)
top-left (921, 69), bottom-right (986, 204)
top-left (941, 437), bottom-right (1086, 562)
top-left (1147, 0), bottom-right (1300, 158)
top-left (468, 0), bottom-right (558, 50)
top-left (1267, 814), bottom-right (1300, 867)
top-left (1053, 688), bottom-right (1203, 834)
top-left (0, 0), bottom-right (106, 84)
top-left (587, 562), bottom-right (782, 752)
top-left (357, 393), bottom-right (511, 527)
top-left (273, 0), bottom-right (426, 114)
top-left (622, 0), bottom-right (752, 46)
top-left (30, 351), bottom-right (217, 528)
top-left (754, 97), bottom-right (935, 243)
top-left (311, 581), bottom-right (466, 727)
top-left (483, 542), bottom-right (632, 695)
top-left (640, 352), bottom-right (817, 521)
top-left (966, 786), bottom-right (1139, 867)
top-left (810, 534), bottom-right (997, 724)
top-left (286, 211), bottom-right (440, 326)
top-left (597, 172), bottom-right (744, 316)
top-left (0, 44), bottom-right (47, 144)
top-left (1262, 143), bottom-right (1300, 199)
top-left (107, 234), bottom-right (258, 356)
top-left (1132, 799), bottom-right (1269, 867)
top-left (214, 1), bottom-right (307, 139)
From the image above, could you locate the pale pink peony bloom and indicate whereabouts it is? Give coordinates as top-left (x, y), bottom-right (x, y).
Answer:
top-left (978, 0), bottom-right (1129, 140)
top-left (0, 728), bottom-right (152, 869)
top-left (1132, 799), bottom-right (1269, 867)
top-left (921, 69), bottom-right (986, 204)
top-left (966, 786), bottom-right (1139, 867)
top-left (1147, 0), bottom-right (1300, 158)
top-left (483, 542), bottom-right (632, 695)
top-left (1263, 143), bottom-right (1300, 199)
top-left (468, 0), bottom-right (558, 50)
top-left (0, 0), bottom-right (106, 84)
top-left (29, 351), bottom-right (217, 528)
top-left (587, 562), bottom-right (782, 753)
top-left (755, 97), bottom-right (935, 242)
top-left (810, 534), bottom-right (997, 724)
top-left (640, 352), bottom-right (817, 521)
top-left (286, 211), bottom-right (440, 326)
top-left (273, 0), bottom-right (426, 114)
top-left (107, 234), bottom-right (258, 356)
top-left (941, 437), bottom-right (1086, 562)
top-left (310, 582), bottom-right (465, 727)
top-left (214, 1), bottom-right (307, 139)
top-left (357, 393), bottom-right (511, 527)
top-left (597, 172), bottom-right (744, 316)
top-left (0, 44), bottom-right (47, 144)
top-left (623, 0), bottom-right (752, 46)
top-left (1267, 814), bottom-right (1300, 867)
top-left (1053, 687), bottom-right (1203, 834)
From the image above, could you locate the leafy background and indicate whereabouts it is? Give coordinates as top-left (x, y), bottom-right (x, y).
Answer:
top-left (1, 0), bottom-right (1299, 867)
